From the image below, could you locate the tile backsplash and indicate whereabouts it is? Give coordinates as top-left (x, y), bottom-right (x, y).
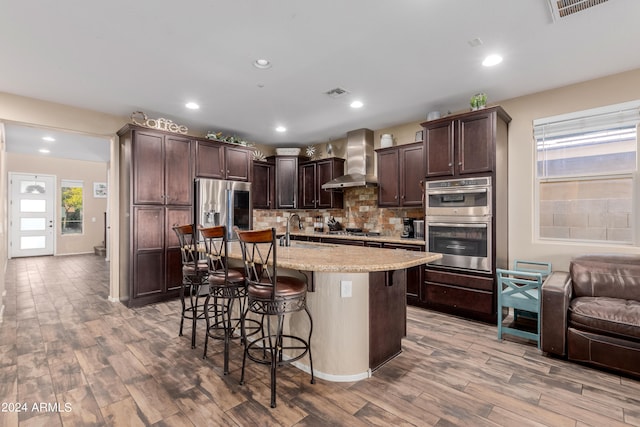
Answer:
top-left (253, 187), bottom-right (423, 236)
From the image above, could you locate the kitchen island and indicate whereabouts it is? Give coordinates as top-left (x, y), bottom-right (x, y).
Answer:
top-left (226, 240), bottom-right (441, 382)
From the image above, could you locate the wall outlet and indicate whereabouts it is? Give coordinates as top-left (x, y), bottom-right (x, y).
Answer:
top-left (340, 280), bottom-right (352, 298)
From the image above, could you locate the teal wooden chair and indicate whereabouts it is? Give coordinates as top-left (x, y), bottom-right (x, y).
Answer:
top-left (496, 260), bottom-right (551, 348)
top-left (512, 260), bottom-right (551, 322)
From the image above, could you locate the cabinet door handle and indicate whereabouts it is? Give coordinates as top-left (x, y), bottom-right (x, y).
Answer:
top-left (458, 162), bottom-right (462, 166)
top-left (448, 163), bottom-right (452, 167)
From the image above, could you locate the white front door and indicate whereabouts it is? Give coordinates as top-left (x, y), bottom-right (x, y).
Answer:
top-left (9, 173), bottom-right (56, 258)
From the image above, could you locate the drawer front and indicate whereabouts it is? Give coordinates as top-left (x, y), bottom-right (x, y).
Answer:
top-left (425, 269), bottom-right (493, 291)
top-left (384, 243), bottom-right (424, 252)
top-left (425, 282), bottom-right (493, 314)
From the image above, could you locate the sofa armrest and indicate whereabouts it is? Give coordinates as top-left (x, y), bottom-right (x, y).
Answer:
top-left (541, 271), bottom-right (572, 356)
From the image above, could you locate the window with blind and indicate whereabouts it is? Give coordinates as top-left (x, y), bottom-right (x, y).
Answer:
top-left (533, 101), bottom-right (639, 245)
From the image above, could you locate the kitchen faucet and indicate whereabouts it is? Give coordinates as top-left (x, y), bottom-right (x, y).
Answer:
top-left (284, 213), bottom-right (302, 246)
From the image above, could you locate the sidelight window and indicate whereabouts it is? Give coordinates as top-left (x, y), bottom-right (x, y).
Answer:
top-left (533, 101), bottom-right (639, 245)
top-left (61, 180), bottom-right (84, 234)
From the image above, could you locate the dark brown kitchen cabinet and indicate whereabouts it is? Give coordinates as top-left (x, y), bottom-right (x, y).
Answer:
top-left (384, 242), bottom-right (424, 306)
top-left (300, 158), bottom-right (344, 209)
top-left (424, 268), bottom-right (495, 322)
top-left (252, 161), bottom-right (275, 209)
top-left (131, 130), bottom-right (191, 205)
top-left (422, 106), bottom-right (510, 178)
top-left (421, 106), bottom-right (511, 323)
top-left (376, 142), bottom-right (424, 207)
top-left (369, 270), bottom-right (406, 371)
top-left (194, 139), bottom-right (251, 181)
top-left (272, 156), bottom-right (300, 209)
top-left (131, 205), bottom-right (190, 301)
top-left (118, 124), bottom-right (193, 307)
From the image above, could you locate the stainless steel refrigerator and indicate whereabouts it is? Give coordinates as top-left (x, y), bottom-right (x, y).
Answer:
top-left (193, 178), bottom-right (252, 240)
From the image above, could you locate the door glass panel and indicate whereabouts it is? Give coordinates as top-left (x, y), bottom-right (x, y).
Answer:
top-left (20, 181), bottom-right (46, 194)
top-left (20, 218), bottom-right (46, 231)
top-left (20, 199), bottom-right (46, 212)
top-left (21, 236), bottom-right (46, 250)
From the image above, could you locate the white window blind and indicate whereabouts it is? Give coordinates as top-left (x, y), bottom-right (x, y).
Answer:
top-left (533, 101), bottom-right (639, 245)
top-left (534, 101), bottom-right (639, 178)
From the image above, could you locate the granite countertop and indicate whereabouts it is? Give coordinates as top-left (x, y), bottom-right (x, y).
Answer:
top-left (227, 241), bottom-right (440, 273)
top-left (289, 231), bottom-right (426, 246)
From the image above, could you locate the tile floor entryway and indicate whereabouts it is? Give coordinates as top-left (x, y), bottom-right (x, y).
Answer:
top-left (1, 254), bottom-right (639, 426)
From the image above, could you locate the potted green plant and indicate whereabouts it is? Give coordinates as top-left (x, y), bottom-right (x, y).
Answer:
top-left (470, 93), bottom-right (487, 110)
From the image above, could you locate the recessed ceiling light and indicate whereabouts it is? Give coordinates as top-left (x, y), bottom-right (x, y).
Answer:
top-left (275, 126), bottom-right (286, 132)
top-left (350, 100), bottom-right (364, 109)
top-left (482, 54), bottom-right (503, 67)
top-left (254, 59), bottom-right (272, 69)
top-left (42, 136), bottom-right (55, 142)
top-left (39, 148), bottom-right (50, 154)
top-left (185, 102), bottom-right (200, 110)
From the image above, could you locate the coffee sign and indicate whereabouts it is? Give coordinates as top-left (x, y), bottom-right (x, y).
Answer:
top-left (130, 111), bottom-right (188, 134)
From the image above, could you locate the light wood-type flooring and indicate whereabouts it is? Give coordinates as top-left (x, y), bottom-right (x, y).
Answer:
top-left (1, 254), bottom-right (639, 426)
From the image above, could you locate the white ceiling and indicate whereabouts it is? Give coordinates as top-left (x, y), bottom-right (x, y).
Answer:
top-left (4, 124), bottom-right (110, 163)
top-left (2, 0), bottom-right (640, 161)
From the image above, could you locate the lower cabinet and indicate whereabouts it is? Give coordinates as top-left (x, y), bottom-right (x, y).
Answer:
top-left (369, 270), bottom-right (406, 370)
top-left (424, 268), bottom-right (495, 322)
top-left (383, 243), bottom-right (424, 306)
top-left (129, 205), bottom-right (190, 306)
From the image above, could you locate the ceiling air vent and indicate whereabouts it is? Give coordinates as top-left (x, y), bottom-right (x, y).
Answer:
top-left (325, 87), bottom-right (349, 98)
top-left (548, 0), bottom-right (609, 21)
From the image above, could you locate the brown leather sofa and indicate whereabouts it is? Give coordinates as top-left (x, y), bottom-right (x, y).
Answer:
top-left (541, 254), bottom-right (640, 377)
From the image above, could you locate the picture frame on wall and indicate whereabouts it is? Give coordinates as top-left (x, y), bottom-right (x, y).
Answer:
top-left (415, 130), bottom-right (424, 142)
top-left (93, 182), bottom-right (107, 198)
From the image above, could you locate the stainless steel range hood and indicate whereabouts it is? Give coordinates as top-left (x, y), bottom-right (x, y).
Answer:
top-left (321, 128), bottom-right (377, 190)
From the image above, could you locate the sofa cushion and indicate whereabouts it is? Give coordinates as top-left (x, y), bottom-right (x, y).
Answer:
top-left (570, 254), bottom-right (640, 299)
top-left (569, 296), bottom-right (640, 341)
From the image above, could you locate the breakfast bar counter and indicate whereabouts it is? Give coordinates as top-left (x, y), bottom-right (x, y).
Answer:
top-left (227, 240), bottom-right (441, 382)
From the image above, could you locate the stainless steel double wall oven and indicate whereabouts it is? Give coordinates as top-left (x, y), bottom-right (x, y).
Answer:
top-left (425, 177), bottom-right (492, 272)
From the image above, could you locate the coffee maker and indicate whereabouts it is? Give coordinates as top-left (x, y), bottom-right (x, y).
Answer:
top-left (401, 217), bottom-right (415, 238)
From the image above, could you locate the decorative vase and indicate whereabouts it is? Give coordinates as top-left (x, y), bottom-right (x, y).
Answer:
top-left (380, 134), bottom-right (394, 148)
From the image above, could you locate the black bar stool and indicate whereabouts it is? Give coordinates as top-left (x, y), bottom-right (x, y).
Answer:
top-left (200, 225), bottom-right (258, 374)
top-left (172, 224), bottom-right (209, 349)
top-left (235, 227), bottom-right (314, 408)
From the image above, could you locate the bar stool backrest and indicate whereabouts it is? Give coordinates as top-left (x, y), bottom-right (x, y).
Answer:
top-left (173, 224), bottom-right (199, 269)
top-left (199, 225), bottom-right (230, 280)
top-left (235, 227), bottom-right (277, 301)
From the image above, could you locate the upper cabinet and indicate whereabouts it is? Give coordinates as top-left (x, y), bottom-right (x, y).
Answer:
top-left (272, 156), bottom-right (300, 209)
top-left (194, 139), bottom-right (251, 181)
top-left (376, 142), bottom-right (424, 207)
top-left (252, 160), bottom-right (275, 209)
top-left (422, 106), bottom-right (511, 178)
top-left (129, 128), bottom-right (192, 206)
top-left (299, 158), bottom-right (345, 209)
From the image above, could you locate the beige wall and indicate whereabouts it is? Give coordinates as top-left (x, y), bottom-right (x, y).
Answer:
top-left (7, 153), bottom-right (108, 255)
top-left (2, 67), bottom-right (640, 297)
top-left (0, 91), bottom-right (127, 300)
top-left (500, 68), bottom-right (640, 270)
top-left (0, 123), bottom-right (6, 319)
top-left (309, 69), bottom-right (640, 271)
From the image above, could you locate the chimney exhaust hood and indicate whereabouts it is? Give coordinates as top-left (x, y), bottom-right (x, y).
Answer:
top-left (321, 128), bottom-right (377, 190)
